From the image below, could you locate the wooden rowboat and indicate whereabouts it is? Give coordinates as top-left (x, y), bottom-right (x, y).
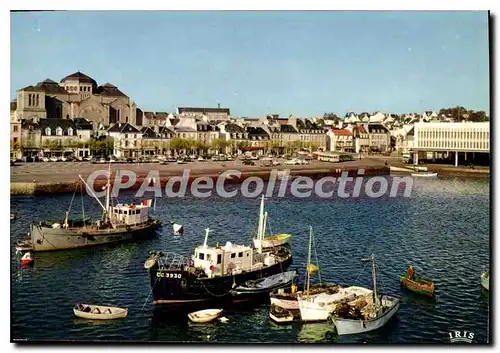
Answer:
top-left (187, 309), bottom-right (223, 323)
top-left (400, 275), bottom-right (435, 297)
top-left (73, 304), bottom-right (128, 320)
top-left (269, 304), bottom-right (295, 324)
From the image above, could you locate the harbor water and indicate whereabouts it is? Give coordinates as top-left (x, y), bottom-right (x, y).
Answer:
top-left (11, 176), bottom-right (490, 343)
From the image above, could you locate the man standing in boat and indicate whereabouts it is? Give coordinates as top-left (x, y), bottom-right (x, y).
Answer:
top-left (407, 265), bottom-right (415, 280)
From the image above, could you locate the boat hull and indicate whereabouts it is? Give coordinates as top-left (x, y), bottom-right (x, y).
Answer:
top-left (400, 276), bottom-right (435, 297)
top-left (73, 304), bottom-right (128, 320)
top-left (148, 254), bottom-right (293, 311)
top-left (270, 296), bottom-right (299, 310)
top-left (30, 220), bottom-right (161, 251)
top-left (333, 296), bottom-right (400, 335)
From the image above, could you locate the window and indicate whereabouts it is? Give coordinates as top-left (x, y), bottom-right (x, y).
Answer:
top-left (56, 127), bottom-right (63, 136)
top-left (217, 254), bottom-right (222, 264)
top-left (231, 253), bottom-right (236, 258)
top-left (28, 94), bottom-right (32, 106)
top-left (13, 137), bottom-right (18, 143)
top-left (13, 126), bottom-right (18, 132)
top-left (67, 128), bottom-right (73, 136)
top-left (199, 253), bottom-right (205, 260)
top-left (45, 127), bottom-right (51, 136)
top-left (238, 252), bottom-right (243, 258)
top-left (206, 254), bottom-right (211, 261)
top-left (119, 210), bottom-right (123, 214)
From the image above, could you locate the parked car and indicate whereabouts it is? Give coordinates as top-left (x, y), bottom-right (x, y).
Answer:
top-left (197, 156), bottom-right (206, 162)
top-left (285, 159), bottom-right (299, 166)
top-left (242, 160), bottom-right (255, 166)
top-left (49, 156), bottom-right (59, 162)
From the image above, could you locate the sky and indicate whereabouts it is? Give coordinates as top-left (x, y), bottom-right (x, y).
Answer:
top-left (10, 11), bottom-right (490, 117)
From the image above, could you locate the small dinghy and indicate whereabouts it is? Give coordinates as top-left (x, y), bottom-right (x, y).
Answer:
top-left (400, 275), bottom-right (435, 297)
top-left (187, 309), bottom-right (223, 323)
top-left (73, 304), bottom-right (128, 320)
top-left (20, 252), bottom-right (34, 267)
top-left (269, 304), bottom-right (295, 324)
top-left (232, 271), bottom-right (297, 295)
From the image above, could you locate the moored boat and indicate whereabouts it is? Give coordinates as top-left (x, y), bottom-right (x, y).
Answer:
top-left (187, 308), bottom-right (223, 323)
top-left (232, 271), bottom-right (297, 295)
top-left (252, 196), bottom-right (291, 249)
top-left (73, 304), bottom-right (128, 320)
top-left (411, 172), bottom-right (438, 178)
top-left (269, 304), bottom-right (295, 324)
top-left (145, 227), bottom-right (293, 311)
top-left (24, 167), bottom-right (161, 251)
top-left (172, 222), bottom-right (184, 235)
top-left (400, 275), bottom-right (435, 297)
top-left (331, 254), bottom-right (400, 335)
top-left (481, 271), bottom-right (489, 291)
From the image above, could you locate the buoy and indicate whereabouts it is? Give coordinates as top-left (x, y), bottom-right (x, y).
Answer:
top-left (20, 252), bottom-right (34, 267)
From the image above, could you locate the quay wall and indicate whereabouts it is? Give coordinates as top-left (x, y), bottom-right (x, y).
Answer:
top-left (11, 166), bottom-right (390, 196)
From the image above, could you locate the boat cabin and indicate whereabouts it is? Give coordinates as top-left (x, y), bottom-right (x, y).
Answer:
top-left (109, 203), bottom-right (149, 226)
top-left (193, 242), bottom-right (257, 277)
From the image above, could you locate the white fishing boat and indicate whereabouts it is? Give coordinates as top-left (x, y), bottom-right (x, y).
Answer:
top-left (252, 196), bottom-right (291, 249)
top-left (481, 271), bottom-right (489, 291)
top-left (73, 304), bottom-right (128, 320)
top-left (332, 254), bottom-right (400, 335)
top-left (232, 271), bottom-right (297, 295)
top-left (297, 227), bottom-right (372, 322)
top-left (188, 308), bottom-right (223, 323)
top-left (411, 172), bottom-right (438, 178)
top-left (269, 304), bottom-right (295, 324)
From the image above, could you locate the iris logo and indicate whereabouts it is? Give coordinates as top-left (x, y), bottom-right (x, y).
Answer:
top-left (449, 330), bottom-right (474, 343)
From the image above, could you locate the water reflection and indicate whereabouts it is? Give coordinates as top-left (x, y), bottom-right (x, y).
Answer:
top-left (297, 322), bottom-right (337, 343)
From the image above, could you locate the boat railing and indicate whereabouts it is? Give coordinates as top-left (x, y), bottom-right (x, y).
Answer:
top-left (157, 252), bottom-right (189, 270)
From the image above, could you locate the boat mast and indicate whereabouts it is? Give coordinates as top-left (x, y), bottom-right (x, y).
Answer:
top-left (78, 175), bottom-right (107, 213)
top-left (257, 195), bottom-right (265, 253)
top-left (104, 162), bottom-right (111, 222)
top-left (262, 212), bottom-right (268, 239)
top-left (203, 228), bottom-right (210, 248)
top-left (370, 254), bottom-right (379, 308)
top-left (306, 226), bottom-right (313, 301)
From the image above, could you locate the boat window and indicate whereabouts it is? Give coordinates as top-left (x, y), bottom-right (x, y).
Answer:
top-left (231, 253), bottom-right (236, 258)
top-left (119, 210), bottom-right (123, 214)
top-left (238, 252), bottom-right (243, 258)
top-left (217, 254), bottom-right (222, 264)
top-left (199, 253), bottom-right (204, 260)
top-left (206, 254), bottom-right (211, 261)
top-left (246, 253), bottom-right (249, 257)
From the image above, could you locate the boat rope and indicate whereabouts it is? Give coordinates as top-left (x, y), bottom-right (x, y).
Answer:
top-left (352, 259), bottom-right (370, 286)
top-left (80, 183), bottom-right (86, 228)
top-left (67, 185), bottom-right (77, 217)
top-left (140, 275), bottom-right (161, 315)
top-left (200, 278), bottom-right (234, 297)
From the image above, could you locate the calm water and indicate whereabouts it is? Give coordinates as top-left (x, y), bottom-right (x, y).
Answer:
top-left (11, 176), bottom-right (490, 343)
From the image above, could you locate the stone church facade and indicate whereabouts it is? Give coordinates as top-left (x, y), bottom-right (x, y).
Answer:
top-left (13, 71), bottom-right (138, 128)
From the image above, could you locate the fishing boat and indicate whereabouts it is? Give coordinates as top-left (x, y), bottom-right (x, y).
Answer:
top-left (411, 172), bottom-right (438, 178)
top-left (400, 274), bottom-right (435, 297)
top-left (481, 271), bottom-right (489, 291)
top-left (23, 165), bottom-right (161, 251)
top-left (187, 308), bottom-right (223, 323)
top-left (73, 304), bottom-right (128, 320)
top-left (19, 252), bottom-right (34, 267)
top-left (297, 227), bottom-right (371, 322)
top-left (332, 254), bottom-right (400, 335)
top-left (252, 196), bottom-right (291, 249)
top-left (269, 304), bottom-right (295, 324)
top-left (145, 226), bottom-right (293, 311)
top-left (232, 271), bottom-right (297, 295)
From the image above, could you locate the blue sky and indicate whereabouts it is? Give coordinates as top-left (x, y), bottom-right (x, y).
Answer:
top-left (10, 11), bottom-right (490, 116)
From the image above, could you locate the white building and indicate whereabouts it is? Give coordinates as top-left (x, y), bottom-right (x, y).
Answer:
top-left (413, 122), bottom-right (490, 166)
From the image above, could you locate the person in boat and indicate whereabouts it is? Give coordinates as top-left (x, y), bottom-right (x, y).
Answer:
top-left (92, 307), bottom-right (101, 314)
top-left (407, 265), bottom-right (415, 280)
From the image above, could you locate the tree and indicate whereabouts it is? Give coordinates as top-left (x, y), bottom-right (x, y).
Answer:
top-left (211, 138), bottom-right (229, 154)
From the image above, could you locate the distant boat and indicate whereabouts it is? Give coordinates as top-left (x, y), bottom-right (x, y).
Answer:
top-left (252, 196), bottom-right (291, 249)
top-left (481, 272), bottom-right (489, 291)
top-left (188, 309), bottom-right (223, 323)
top-left (73, 304), bottom-right (128, 320)
top-left (400, 274), bottom-right (436, 297)
top-left (411, 172), bottom-right (438, 178)
top-left (332, 254), bottom-right (400, 335)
